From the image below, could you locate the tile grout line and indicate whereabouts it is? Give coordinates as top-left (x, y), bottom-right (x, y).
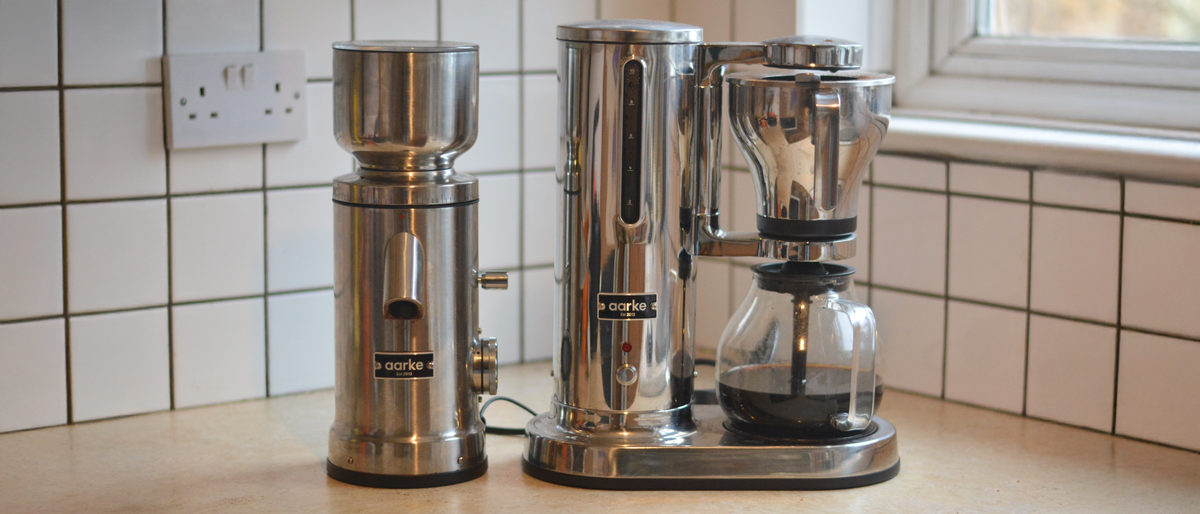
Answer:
top-left (56, 0), bottom-right (72, 425)
top-left (940, 162), bottom-right (950, 400)
top-left (436, 0), bottom-right (442, 42)
top-left (349, 0), bottom-right (356, 39)
top-left (1111, 178), bottom-right (1126, 435)
top-left (161, 0), bottom-right (176, 411)
top-left (516, 0), bottom-right (527, 363)
top-left (260, 1), bottom-right (271, 398)
top-left (1021, 169), bottom-right (1033, 417)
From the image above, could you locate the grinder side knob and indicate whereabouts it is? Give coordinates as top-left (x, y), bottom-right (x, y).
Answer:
top-left (472, 337), bottom-right (498, 395)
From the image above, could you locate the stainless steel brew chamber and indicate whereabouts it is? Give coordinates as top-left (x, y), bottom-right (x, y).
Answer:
top-left (327, 41), bottom-right (507, 489)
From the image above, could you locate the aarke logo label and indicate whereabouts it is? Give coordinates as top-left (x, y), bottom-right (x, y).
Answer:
top-left (597, 293), bottom-right (657, 320)
top-left (374, 352), bottom-right (434, 379)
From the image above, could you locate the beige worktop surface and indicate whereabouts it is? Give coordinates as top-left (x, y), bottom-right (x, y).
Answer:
top-left (3, 361), bottom-right (1199, 513)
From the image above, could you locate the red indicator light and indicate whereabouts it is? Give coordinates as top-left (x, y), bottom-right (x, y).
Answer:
top-left (622, 342), bottom-right (632, 353)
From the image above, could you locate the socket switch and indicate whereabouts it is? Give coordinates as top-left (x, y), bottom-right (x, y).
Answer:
top-left (163, 50), bottom-right (307, 149)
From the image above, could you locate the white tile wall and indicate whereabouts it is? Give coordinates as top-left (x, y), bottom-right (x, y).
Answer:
top-left (69, 308), bottom-right (170, 421)
top-left (67, 200), bottom-right (169, 313)
top-left (948, 197), bottom-right (1028, 307)
top-left (0, 91), bottom-right (60, 204)
top-left (265, 83), bottom-right (347, 187)
top-left (523, 267), bottom-right (556, 361)
top-left (949, 163), bottom-right (1029, 200)
top-left (0, 0), bottom-right (58, 87)
top-left (0, 319), bottom-right (66, 432)
top-left (1125, 180), bottom-right (1200, 221)
top-left (64, 87), bottom-right (167, 200)
top-left (353, 0), bottom-right (437, 41)
top-left (478, 174), bottom-right (521, 269)
top-left (873, 155), bottom-right (946, 190)
top-left (1026, 315), bottom-right (1115, 432)
top-left (267, 290), bottom-right (334, 395)
top-left (442, 0), bottom-right (520, 73)
top-left (166, 0), bottom-right (260, 54)
top-left (523, 74), bottom-right (558, 170)
top-left (872, 289), bottom-right (944, 397)
top-left (266, 187), bottom-right (334, 292)
top-left (674, 0), bottom-right (731, 41)
top-left (481, 270), bottom-right (522, 365)
top-left (523, 171), bottom-right (557, 266)
top-left (872, 188), bottom-right (946, 294)
top-left (1121, 218), bottom-right (1200, 340)
top-left (1030, 207), bottom-right (1120, 323)
top-left (843, 184), bottom-right (871, 281)
top-left (0, 206), bottom-right (63, 320)
top-left (262, 0), bottom-right (350, 79)
top-left (1032, 171), bottom-right (1120, 211)
top-left (455, 76), bottom-right (520, 173)
top-left (170, 193), bottom-right (265, 302)
top-left (61, 0), bottom-right (163, 85)
top-left (169, 145), bottom-right (263, 194)
top-left (944, 301), bottom-right (1026, 414)
top-left (3, 1), bottom-right (1199, 459)
top-left (1116, 330), bottom-right (1200, 451)
top-left (599, 0), bottom-right (669, 20)
top-left (172, 298), bottom-right (266, 408)
top-left (523, 0), bottom-right (595, 71)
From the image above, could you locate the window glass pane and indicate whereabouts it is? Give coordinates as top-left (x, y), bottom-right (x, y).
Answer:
top-left (984, 0), bottom-right (1200, 43)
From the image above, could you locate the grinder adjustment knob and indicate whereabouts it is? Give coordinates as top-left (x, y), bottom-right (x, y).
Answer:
top-left (472, 337), bottom-right (498, 395)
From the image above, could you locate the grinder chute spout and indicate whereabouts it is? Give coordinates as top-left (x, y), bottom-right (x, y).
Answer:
top-left (383, 231), bottom-right (425, 320)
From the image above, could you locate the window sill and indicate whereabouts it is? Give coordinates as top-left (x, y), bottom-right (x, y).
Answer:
top-left (882, 110), bottom-right (1200, 184)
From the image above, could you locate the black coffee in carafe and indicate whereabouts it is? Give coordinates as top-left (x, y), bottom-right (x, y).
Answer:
top-left (719, 364), bottom-right (883, 438)
top-left (716, 262), bottom-right (881, 439)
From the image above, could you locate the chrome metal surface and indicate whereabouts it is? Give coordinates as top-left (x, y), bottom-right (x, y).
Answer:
top-left (383, 231), bottom-right (425, 320)
top-left (330, 183), bottom-right (487, 477)
top-left (333, 169), bottom-right (477, 206)
top-left (555, 32), bottom-right (698, 416)
top-left (333, 42), bottom-right (478, 171)
top-left (696, 225), bottom-right (857, 261)
top-left (557, 20), bottom-right (703, 44)
top-left (331, 40), bottom-right (501, 485)
top-left (477, 271), bottom-right (509, 290)
top-left (473, 337), bottom-right (498, 395)
top-left (524, 405), bottom-right (899, 481)
top-left (763, 36), bottom-right (863, 70)
top-left (726, 69), bottom-right (893, 232)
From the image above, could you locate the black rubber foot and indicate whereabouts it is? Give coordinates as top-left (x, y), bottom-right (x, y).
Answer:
top-left (521, 458), bottom-right (899, 491)
top-left (327, 459), bottom-right (487, 488)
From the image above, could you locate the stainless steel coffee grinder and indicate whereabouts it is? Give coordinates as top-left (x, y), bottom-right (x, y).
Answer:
top-left (327, 41), bottom-right (507, 488)
top-left (523, 20), bottom-right (898, 489)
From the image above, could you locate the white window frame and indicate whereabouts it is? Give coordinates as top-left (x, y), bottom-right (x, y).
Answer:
top-left (893, 0), bottom-right (1200, 132)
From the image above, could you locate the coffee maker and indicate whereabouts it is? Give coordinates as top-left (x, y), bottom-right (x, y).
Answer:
top-left (522, 20), bottom-right (897, 489)
top-left (327, 41), bottom-right (507, 488)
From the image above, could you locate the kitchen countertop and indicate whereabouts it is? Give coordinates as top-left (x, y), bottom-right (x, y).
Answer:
top-left (3, 362), bottom-right (1199, 513)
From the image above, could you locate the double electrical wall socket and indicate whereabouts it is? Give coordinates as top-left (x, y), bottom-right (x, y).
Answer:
top-left (163, 50), bottom-right (308, 150)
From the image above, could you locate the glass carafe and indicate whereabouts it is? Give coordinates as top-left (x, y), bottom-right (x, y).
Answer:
top-left (716, 262), bottom-right (879, 438)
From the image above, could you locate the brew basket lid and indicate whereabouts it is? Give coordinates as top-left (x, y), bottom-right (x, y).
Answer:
top-left (557, 20), bottom-right (703, 44)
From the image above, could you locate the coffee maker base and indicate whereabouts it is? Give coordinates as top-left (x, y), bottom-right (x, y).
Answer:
top-left (522, 405), bottom-right (899, 490)
top-left (326, 459), bottom-right (487, 489)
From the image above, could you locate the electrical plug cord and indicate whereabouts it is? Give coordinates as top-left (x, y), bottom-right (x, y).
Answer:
top-left (480, 396), bottom-right (539, 436)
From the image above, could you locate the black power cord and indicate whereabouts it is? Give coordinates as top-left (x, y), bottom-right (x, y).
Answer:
top-left (480, 396), bottom-right (539, 436)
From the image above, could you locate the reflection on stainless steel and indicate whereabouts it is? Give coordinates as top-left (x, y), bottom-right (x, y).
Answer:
top-left (328, 41), bottom-right (506, 488)
top-left (726, 70), bottom-right (893, 237)
top-left (524, 405), bottom-right (898, 485)
top-left (525, 20), bottom-right (898, 490)
top-left (333, 41), bottom-right (479, 171)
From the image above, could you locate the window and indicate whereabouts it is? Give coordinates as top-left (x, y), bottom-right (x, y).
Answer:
top-left (893, 0), bottom-right (1200, 132)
